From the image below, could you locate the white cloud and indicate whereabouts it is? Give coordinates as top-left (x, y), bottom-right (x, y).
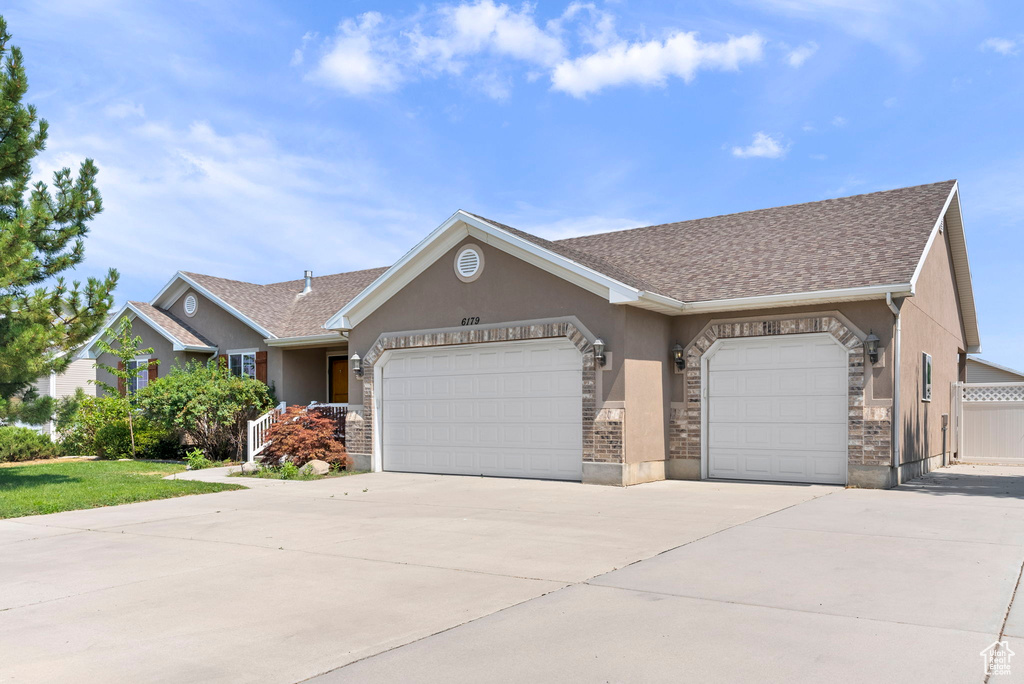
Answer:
top-left (831, 115), bottom-right (847, 127)
top-left (785, 41), bottom-right (818, 67)
top-left (883, 96), bottom-right (898, 108)
top-left (310, 13), bottom-right (403, 95)
top-left (419, 0), bottom-right (566, 68)
top-left (302, 2), bottom-right (766, 98)
top-left (37, 120), bottom-right (428, 287)
top-left (551, 32), bottom-right (765, 97)
top-left (103, 101), bottom-right (145, 119)
top-left (731, 132), bottom-right (787, 158)
top-left (979, 37), bottom-right (1018, 56)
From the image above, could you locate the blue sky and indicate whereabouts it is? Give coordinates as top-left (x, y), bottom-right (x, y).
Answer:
top-left (7, 0), bottom-right (1024, 367)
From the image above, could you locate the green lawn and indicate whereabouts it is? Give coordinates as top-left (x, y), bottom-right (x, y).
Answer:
top-left (0, 460), bottom-right (245, 519)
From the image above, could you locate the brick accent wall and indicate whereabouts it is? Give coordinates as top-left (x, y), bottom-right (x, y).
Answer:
top-left (672, 314), bottom-right (892, 476)
top-left (348, 320), bottom-right (615, 468)
top-left (593, 407), bottom-right (624, 462)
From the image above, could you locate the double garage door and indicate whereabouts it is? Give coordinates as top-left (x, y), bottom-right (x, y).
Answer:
top-left (381, 339), bottom-right (583, 481)
top-left (707, 335), bottom-right (849, 485)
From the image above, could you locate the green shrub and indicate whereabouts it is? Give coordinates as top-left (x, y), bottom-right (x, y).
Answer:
top-left (138, 360), bottom-right (274, 461)
top-left (184, 448), bottom-right (214, 470)
top-left (59, 394), bottom-right (132, 456)
top-left (93, 422), bottom-right (133, 459)
top-left (60, 394), bottom-right (177, 459)
top-left (0, 426), bottom-right (60, 462)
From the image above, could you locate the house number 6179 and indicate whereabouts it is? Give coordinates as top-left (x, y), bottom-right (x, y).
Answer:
top-left (461, 317), bottom-right (480, 326)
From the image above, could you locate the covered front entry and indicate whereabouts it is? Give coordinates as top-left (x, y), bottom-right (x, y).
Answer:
top-left (706, 334), bottom-right (849, 484)
top-left (380, 338), bottom-right (583, 480)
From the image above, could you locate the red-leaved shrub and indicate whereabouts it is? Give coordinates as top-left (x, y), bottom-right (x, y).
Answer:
top-left (260, 406), bottom-right (351, 469)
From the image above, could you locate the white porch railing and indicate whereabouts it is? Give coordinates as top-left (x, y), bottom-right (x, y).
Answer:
top-left (246, 401), bottom-right (286, 462)
top-left (246, 401), bottom-right (348, 462)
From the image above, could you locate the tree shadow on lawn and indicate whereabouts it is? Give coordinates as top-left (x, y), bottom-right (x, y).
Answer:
top-left (0, 472), bottom-right (77, 490)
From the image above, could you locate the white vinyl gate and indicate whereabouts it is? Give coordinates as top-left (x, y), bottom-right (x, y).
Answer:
top-left (953, 382), bottom-right (1024, 465)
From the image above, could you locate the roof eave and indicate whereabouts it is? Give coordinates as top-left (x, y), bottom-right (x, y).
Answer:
top-left (678, 283), bottom-right (915, 315)
top-left (325, 210), bottom-right (663, 330)
top-left (908, 182), bottom-right (980, 351)
top-left (152, 271), bottom-right (277, 340)
top-left (80, 303), bottom-right (217, 358)
top-left (265, 333), bottom-right (346, 348)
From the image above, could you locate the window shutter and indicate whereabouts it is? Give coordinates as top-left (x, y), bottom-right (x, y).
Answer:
top-left (148, 360), bottom-right (158, 382)
top-left (255, 351), bottom-right (268, 383)
top-left (117, 361), bottom-right (126, 396)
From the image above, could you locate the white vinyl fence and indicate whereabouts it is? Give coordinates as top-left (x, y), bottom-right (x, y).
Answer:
top-left (953, 382), bottom-right (1024, 465)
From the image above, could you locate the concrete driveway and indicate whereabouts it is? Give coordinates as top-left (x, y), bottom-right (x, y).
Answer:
top-left (1, 466), bottom-right (1022, 683)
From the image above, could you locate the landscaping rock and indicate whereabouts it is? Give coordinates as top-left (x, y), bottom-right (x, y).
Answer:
top-left (300, 459), bottom-right (330, 476)
top-left (240, 462), bottom-right (260, 474)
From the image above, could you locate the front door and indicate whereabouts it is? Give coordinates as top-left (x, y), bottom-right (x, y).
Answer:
top-left (329, 356), bottom-right (348, 403)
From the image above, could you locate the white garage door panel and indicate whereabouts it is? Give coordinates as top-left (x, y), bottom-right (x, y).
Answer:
top-left (708, 335), bottom-right (848, 485)
top-left (382, 339), bottom-right (583, 481)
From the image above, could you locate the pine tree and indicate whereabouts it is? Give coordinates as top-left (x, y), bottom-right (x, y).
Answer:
top-left (0, 15), bottom-right (118, 423)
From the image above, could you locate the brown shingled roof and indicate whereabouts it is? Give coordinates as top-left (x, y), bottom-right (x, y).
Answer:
top-left (182, 267), bottom-right (388, 338)
top-left (129, 301), bottom-right (216, 350)
top-left (472, 180), bottom-right (956, 303)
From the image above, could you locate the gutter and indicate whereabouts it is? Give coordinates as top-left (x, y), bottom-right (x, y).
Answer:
top-left (886, 292), bottom-right (902, 480)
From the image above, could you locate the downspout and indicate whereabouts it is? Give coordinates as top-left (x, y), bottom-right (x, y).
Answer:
top-left (886, 292), bottom-right (901, 484)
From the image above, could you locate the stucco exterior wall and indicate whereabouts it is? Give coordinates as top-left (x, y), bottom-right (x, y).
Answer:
top-left (96, 317), bottom-right (185, 394)
top-left (899, 227), bottom-right (966, 468)
top-left (621, 307), bottom-right (672, 465)
top-left (166, 288), bottom-right (265, 353)
top-left (277, 346), bottom-right (347, 405)
top-left (347, 238), bottom-right (629, 404)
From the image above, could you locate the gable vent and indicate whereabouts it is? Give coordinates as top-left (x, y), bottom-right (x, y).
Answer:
top-left (183, 294), bottom-right (198, 317)
top-left (455, 247), bottom-right (482, 281)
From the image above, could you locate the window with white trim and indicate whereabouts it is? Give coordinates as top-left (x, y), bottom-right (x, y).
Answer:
top-left (128, 359), bottom-right (149, 393)
top-left (228, 352), bottom-right (256, 379)
top-left (922, 352), bottom-right (932, 402)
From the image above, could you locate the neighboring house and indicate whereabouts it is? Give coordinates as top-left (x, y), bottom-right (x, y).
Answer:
top-left (81, 179), bottom-right (980, 489)
top-left (966, 357), bottom-right (1024, 383)
top-left (23, 356), bottom-right (97, 438)
top-left (79, 268), bottom-right (386, 405)
top-left (329, 180), bottom-right (979, 489)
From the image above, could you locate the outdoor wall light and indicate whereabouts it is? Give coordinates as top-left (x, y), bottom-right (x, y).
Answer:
top-left (672, 343), bottom-right (685, 371)
top-left (351, 352), bottom-right (364, 378)
top-left (864, 331), bottom-right (880, 365)
top-left (593, 338), bottom-right (607, 367)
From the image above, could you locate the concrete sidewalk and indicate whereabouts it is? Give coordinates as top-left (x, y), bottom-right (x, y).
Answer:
top-left (315, 465), bottom-right (1024, 684)
top-left (0, 470), bottom-right (833, 683)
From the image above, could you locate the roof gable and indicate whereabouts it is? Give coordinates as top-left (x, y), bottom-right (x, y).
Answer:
top-left (151, 268), bottom-right (388, 340)
top-left (324, 210), bottom-right (686, 330)
top-left (80, 301), bottom-right (217, 358)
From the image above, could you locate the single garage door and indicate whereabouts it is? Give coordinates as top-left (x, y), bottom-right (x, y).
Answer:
top-left (381, 338), bottom-right (583, 480)
top-left (707, 334), bottom-right (848, 484)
